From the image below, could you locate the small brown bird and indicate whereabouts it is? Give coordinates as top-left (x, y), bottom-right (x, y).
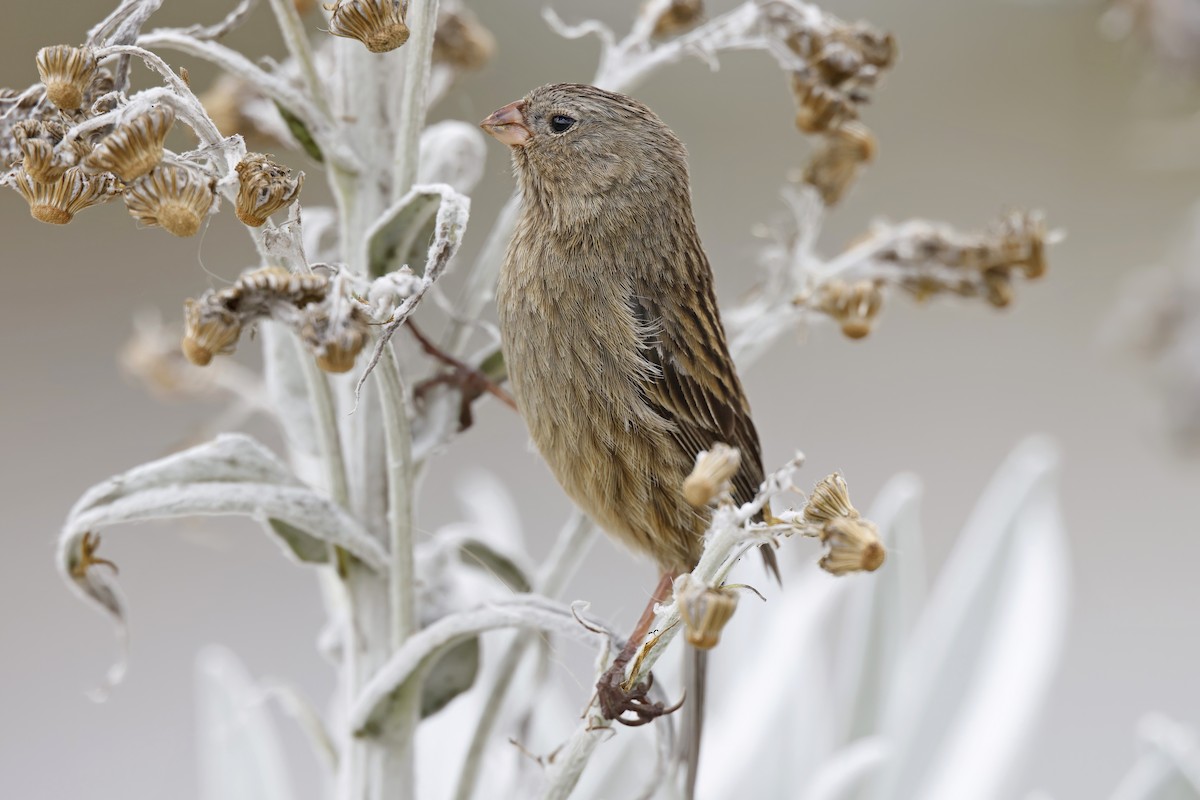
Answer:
top-left (481, 83), bottom-right (774, 776)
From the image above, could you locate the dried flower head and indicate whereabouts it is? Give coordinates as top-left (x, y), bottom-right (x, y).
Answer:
top-left (303, 308), bottom-right (370, 373)
top-left (804, 472), bottom-right (857, 524)
top-left (5, 165), bottom-right (117, 225)
top-left (878, 211), bottom-right (1049, 305)
top-left (234, 154), bottom-right (304, 227)
top-left (182, 298), bottom-right (242, 366)
top-left (11, 119), bottom-right (85, 183)
top-left (815, 278), bottom-right (884, 339)
top-left (676, 576), bottom-right (738, 650)
top-left (778, 12), bottom-right (897, 136)
top-left (802, 121), bottom-right (876, 205)
top-left (682, 443), bottom-right (741, 507)
top-left (85, 106), bottom-right (175, 182)
top-left (802, 473), bottom-right (885, 575)
top-left (325, 0), bottom-right (410, 53)
top-left (35, 45), bottom-right (98, 111)
top-left (648, 0), bottom-right (704, 39)
top-left (432, 5), bottom-right (495, 69)
top-left (124, 163), bottom-right (215, 237)
top-left (819, 516), bottom-right (885, 575)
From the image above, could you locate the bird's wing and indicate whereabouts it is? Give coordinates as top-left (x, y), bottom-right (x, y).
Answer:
top-left (629, 274), bottom-right (765, 509)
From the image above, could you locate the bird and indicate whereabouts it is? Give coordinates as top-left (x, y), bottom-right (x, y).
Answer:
top-left (480, 82), bottom-right (776, 791)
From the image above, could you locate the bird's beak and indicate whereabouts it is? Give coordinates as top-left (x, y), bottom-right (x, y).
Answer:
top-left (480, 101), bottom-right (531, 148)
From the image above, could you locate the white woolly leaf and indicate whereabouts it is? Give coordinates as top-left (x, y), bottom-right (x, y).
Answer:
top-left (835, 473), bottom-right (927, 742)
top-left (196, 646), bottom-right (295, 800)
top-left (366, 183), bottom-right (468, 279)
top-left (348, 596), bottom-right (614, 735)
top-left (1111, 715), bottom-right (1200, 800)
top-left (58, 434), bottom-right (385, 690)
top-left (867, 437), bottom-right (1071, 800)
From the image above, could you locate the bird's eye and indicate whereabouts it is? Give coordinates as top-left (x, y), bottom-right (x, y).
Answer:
top-left (549, 114), bottom-right (576, 133)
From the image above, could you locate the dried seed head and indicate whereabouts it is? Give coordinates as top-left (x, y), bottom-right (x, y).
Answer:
top-left (802, 121), bottom-right (876, 206)
top-left (307, 310), bottom-right (370, 373)
top-left (819, 516), bottom-right (885, 575)
top-left (433, 6), bottom-right (496, 69)
top-left (35, 45), bottom-right (98, 111)
top-left (85, 106), bottom-right (175, 182)
top-left (6, 165), bottom-right (118, 225)
top-left (804, 472), bottom-right (857, 524)
top-left (816, 278), bottom-right (884, 339)
top-left (182, 298), bottom-right (242, 366)
top-left (648, 0), bottom-right (704, 39)
top-left (234, 153), bottom-right (304, 227)
top-left (124, 163), bottom-right (215, 237)
top-left (237, 265), bottom-right (329, 306)
top-left (677, 577), bottom-right (738, 650)
top-left (682, 443), bottom-right (741, 507)
top-left (325, 0), bottom-right (410, 53)
top-left (11, 119), bottom-right (85, 183)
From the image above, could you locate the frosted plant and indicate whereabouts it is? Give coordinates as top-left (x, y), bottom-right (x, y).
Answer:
top-left (1, 1), bottom-right (1065, 798)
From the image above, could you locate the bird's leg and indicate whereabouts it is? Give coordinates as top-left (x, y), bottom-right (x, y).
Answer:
top-left (596, 572), bottom-right (684, 726)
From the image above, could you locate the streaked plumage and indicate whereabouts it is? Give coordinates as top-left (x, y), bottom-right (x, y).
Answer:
top-left (487, 83), bottom-right (768, 575)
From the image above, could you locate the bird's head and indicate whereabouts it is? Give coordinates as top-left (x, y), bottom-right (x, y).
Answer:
top-left (480, 83), bottom-right (689, 208)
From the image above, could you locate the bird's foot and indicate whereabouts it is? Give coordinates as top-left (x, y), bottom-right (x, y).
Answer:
top-left (595, 656), bottom-right (683, 727)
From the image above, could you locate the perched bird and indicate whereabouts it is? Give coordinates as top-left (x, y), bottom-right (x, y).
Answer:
top-left (481, 83), bottom-right (774, 784)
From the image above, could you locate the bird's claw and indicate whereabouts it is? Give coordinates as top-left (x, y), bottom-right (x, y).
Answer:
top-left (595, 658), bottom-right (683, 727)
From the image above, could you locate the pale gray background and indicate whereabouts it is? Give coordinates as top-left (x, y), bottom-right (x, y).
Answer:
top-left (2, 1), bottom-right (1198, 798)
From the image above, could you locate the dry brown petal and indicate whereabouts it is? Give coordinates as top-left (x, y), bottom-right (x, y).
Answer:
top-left (325, 0), bottom-right (410, 53)
top-left (35, 45), bottom-right (98, 111)
top-left (86, 106), bottom-right (175, 182)
top-left (802, 121), bottom-right (876, 205)
top-left (124, 164), bottom-right (215, 237)
top-left (234, 154), bottom-right (304, 227)
top-left (816, 278), bottom-right (884, 339)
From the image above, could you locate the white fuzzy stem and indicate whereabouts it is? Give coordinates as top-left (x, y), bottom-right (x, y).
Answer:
top-left (391, 0), bottom-right (441, 200)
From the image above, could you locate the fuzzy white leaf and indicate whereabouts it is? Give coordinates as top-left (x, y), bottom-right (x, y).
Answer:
top-left (699, 570), bottom-right (848, 800)
top-left (1112, 715), bottom-right (1200, 800)
top-left (868, 437), bottom-right (1071, 800)
top-left (805, 738), bottom-right (891, 800)
top-left (419, 121), bottom-right (487, 195)
top-left (58, 434), bottom-right (385, 689)
top-left (196, 646), bottom-right (295, 800)
top-left (348, 596), bottom-right (614, 735)
top-left (836, 473), bottom-right (927, 742)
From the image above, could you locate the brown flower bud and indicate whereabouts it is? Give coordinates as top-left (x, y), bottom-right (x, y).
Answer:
top-left (815, 278), bottom-right (884, 339)
top-left (35, 45), bottom-right (98, 111)
top-left (325, 0), bottom-right (410, 53)
top-left (182, 298), bottom-right (242, 366)
top-left (234, 154), bottom-right (304, 227)
top-left (648, 0), bottom-right (704, 39)
top-left (677, 578), bottom-right (738, 650)
top-left (682, 443), bottom-right (741, 507)
top-left (124, 164), bottom-right (215, 237)
top-left (802, 121), bottom-right (876, 206)
top-left (11, 120), bottom-right (83, 183)
top-left (804, 472), bottom-right (857, 524)
top-left (433, 7), bottom-right (496, 69)
top-left (85, 106), bottom-right (175, 182)
top-left (818, 516), bottom-right (885, 575)
top-left (6, 165), bottom-right (117, 225)
top-left (312, 317), bottom-right (369, 373)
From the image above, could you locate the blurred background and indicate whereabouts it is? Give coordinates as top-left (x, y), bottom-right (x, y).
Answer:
top-left (2, 0), bottom-right (1199, 797)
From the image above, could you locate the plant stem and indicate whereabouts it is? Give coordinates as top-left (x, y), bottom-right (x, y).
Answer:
top-left (298, 354), bottom-right (350, 509)
top-left (391, 0), bottom-right (441, 201)
top-left (265, 0), bottom-right (331, 116)
top-left (378, 345), bottom-right (418, 647)
top-left (453, 513), bottom-right (594, 800)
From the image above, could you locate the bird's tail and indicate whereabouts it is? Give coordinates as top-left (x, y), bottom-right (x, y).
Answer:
top-left (682, 645), bottom-right (707, 799)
